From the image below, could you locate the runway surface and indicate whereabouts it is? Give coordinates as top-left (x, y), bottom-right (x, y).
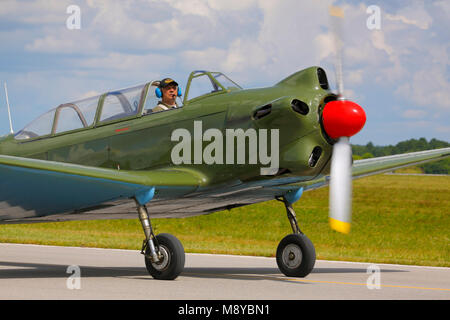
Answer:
top-left (0, 243), bottom-right (449, 300)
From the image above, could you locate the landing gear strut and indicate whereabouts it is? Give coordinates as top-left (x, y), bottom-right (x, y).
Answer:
top-left (136, 201), bottom-right (185, 280)
top-left (275, 196), bottom-right (316, 277)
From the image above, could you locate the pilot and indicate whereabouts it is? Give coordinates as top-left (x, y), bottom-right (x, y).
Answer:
top-left (152, 78), bottom-right (181, 112)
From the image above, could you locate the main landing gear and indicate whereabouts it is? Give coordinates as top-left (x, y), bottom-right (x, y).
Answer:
top-left (133, 188), bottom-right (314, 280)
top-left (136, 202), bottom-right (185, 280)
top-left (275, 196), bottom-right (316, 277)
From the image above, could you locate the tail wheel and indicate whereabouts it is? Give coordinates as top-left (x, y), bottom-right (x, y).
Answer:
top-left (276, 233), bottom-right (316, 277)
top-left (145, 233), bottom-right (185, 280)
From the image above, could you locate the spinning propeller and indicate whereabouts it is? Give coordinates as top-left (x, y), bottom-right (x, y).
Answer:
top-left (322, 6), bottom-right (366, 233)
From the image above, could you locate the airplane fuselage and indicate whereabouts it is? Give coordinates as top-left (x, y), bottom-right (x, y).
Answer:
top-left (0, 67), bottom-right (336, 186)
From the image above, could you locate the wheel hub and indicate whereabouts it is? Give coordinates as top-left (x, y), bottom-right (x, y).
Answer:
top-left (151, 245), bottom-right (170, 271)
top-left (282, 244), bottom-right (302, 269)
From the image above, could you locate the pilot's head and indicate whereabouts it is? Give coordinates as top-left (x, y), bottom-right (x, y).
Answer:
top-left (159, 78), bottom-right (180, 104)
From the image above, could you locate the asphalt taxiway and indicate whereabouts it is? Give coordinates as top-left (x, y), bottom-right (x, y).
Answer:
top-left (0, 243), bottom-right (448, 300)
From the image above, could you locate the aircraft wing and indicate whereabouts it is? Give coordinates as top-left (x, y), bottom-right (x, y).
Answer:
top-left (296, 147), bottom-right (450, 192)
top-left (0, 155), bottom-right (207, 222)
top-left (351, 147), bottom-right (450, 178)
top-left (59, 147), bottom-right (450, 220)
top-left (1, 148), bottom-right (448, 224)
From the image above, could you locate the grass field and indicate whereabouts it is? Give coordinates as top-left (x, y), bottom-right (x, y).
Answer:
top-left (0, 174), bottom-right (448, 267)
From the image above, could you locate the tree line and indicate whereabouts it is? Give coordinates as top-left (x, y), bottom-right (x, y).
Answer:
top-left (352, 138), bottom-right (449, 174)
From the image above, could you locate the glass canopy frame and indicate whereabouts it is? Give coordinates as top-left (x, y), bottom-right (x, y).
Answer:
top-left (14, 71), bottom-right (241, 141)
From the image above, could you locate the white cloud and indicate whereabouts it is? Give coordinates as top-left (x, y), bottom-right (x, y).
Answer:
top-left (0, 0), bottom-right (72, 24)
top-left (371, 31), bottom-right (394, 57)
top-left (346, 69), bottom-right (364, 86)
top-left (222, 39), bottom-right (271, 72)
top-left (402, 109), bottom-right (427, 119)
top-left (385, 13), bottom-right (430, 30)
top-left (396, 66), bottom-right (450, 111)
top-left (78, 52), bottom-right (175, 72)
top-left (181, 47), bottom-right (227, 70)
top-left (78, 90), bottom-right (101, 99)
top-left (164, 0), bottom-right (213, 18)
top-left (314, 33), bottom-right (335, 62)
top-left (385, 1), bottom-right (433, 30)
top-left (25, 31), bottom-right (100, 54)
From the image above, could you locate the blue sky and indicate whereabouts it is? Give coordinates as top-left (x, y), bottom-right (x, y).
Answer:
top-left (0, 0), bottom-right (449, 145)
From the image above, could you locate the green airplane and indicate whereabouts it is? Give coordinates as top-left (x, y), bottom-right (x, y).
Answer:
top-left (0, 67), bottom-right (449, 280)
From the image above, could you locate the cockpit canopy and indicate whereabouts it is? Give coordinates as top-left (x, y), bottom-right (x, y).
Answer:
top-left (14, 84), bottom-right (146, 140)
top-left (14, 71), bottom-right (241, 140)
top-left (15, 94), bottom-right (103, 140)
top-left (184, 71), bottom-right (241, 101)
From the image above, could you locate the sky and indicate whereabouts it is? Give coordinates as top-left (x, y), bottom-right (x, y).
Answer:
top-left (0, 0), bottom-right (449, 145)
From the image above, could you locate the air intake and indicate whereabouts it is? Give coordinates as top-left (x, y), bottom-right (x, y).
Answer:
top-left (317, 68), bottom-right (329, 90)
top-left (291, 99), bottom-right (309, 115)
top-left (253, 104), bottom-right (272, 120)
top-left (308, 146), bottom-right (322, 167)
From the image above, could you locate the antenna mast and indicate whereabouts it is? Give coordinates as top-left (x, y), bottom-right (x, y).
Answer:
top-left (4, 82), bottom-right (14, 134)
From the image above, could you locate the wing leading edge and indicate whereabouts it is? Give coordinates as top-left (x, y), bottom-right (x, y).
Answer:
top-left (285, 147), bottom-right (450, 192)
top-left (351, 147), bottom-right (450, 178)
top-left (0, 155), bottom-right (208, 222)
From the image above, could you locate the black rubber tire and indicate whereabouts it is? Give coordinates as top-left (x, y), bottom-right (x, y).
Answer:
top-left (276, 233), bottom-right (316, 278)
top-left (145, 233), bottom-right (185, 280)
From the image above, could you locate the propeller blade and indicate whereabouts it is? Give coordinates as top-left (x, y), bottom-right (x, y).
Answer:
top-left (327, 6), bottom-right (353, 233)
top-left (329, 137), bottom-right (352, 234)
top-left (329, 5), bottom-right (345, 99)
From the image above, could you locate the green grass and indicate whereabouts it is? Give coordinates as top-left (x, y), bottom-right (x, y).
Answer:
top-left (394, 166), bottom-right (424, 174)
top-left (0, 174), bottom-right (449, 267)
